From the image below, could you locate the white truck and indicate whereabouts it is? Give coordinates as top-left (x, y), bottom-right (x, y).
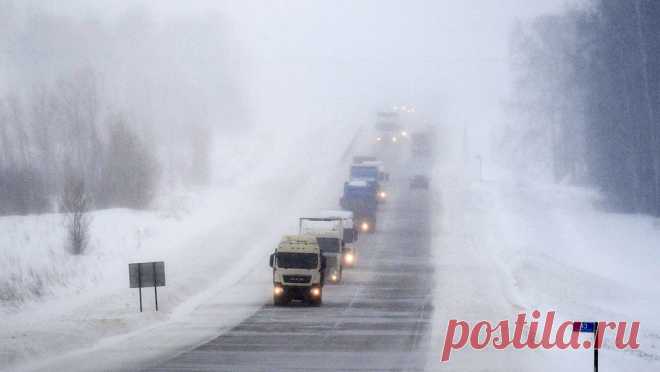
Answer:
top-left (299, 217), bottom-right (344, 283)
top-left (269, 235), bottom-right (325, 306)
top-left (318, 210), bottom-right (358, 268)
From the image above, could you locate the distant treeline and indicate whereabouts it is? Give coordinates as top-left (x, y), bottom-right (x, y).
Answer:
top-left (0, 70), bottom-right (159, 214)
top-left (0, 2), bottom-right (243, 216)
top-left (505, 1), bottom-right (660, 215)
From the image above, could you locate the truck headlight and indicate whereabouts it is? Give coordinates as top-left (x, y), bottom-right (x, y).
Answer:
top-left (376, 136), bottom-right (382, 141)
top-left (274, 286), bottom-right (284, 296)
top-left (378, 191), bottom-right (387, 199)
top-left (344, 253), bottom-right (354, 264)
top-left (310, 287), bottom-right (320, 297)
top-left (361, 222), bottom-right (369, 231)
top-left (330, 273), bottom-right (338, 282)
top-left (392, 136), bottom-right (398, 143)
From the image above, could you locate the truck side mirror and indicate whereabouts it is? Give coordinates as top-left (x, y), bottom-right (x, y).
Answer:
top-left (269, 253), bottom-right (275, 268)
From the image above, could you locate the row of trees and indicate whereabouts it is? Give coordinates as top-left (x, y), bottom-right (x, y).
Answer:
top-left (0, 1), bottom-right (241, 254)
top-left (0, 70), bottom-right (159, 216)
top-left (0, 1), bottom-right (242, 220)
top-left (505, 0), bottom-right (660, 215)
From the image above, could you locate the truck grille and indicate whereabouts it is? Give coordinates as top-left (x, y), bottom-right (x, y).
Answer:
top-left (283, 275), bottom-right (311, 284)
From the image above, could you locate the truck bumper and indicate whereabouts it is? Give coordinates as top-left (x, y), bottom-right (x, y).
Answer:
top-left (274, 284), bottom-right (322, 301)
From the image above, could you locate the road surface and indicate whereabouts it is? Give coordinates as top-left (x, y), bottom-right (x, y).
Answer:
top-left (146, 165), bottom-right (435, 371)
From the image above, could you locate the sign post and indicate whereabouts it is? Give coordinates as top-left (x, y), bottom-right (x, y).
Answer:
top-left (573, 321), bottom-right (599, 372)
top-left (129, 261), bottom-right (165, 312)
top-left (594, 323), bottom-right (599, 372)
top-left (138, 263), bottom-right (142, 312)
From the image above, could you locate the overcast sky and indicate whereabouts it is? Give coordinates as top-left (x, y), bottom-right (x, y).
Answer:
top-left (23, 0), bottom-right (578, 144)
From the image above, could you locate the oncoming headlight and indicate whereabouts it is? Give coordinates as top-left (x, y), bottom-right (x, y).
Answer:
top-left (310, 287), bottom-right (321, 297)
top-left (274, 286), bottom-right (284, 296)
top-left (361, 222), bottom-right (369, 231)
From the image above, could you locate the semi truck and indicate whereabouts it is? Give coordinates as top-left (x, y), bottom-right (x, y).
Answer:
top-left (375, 112), bottom-right (401, 144)
top-left (318, 209), bottom-right (358, 268)
top-left (269, 235), bottom-right (325, 306)
top-left (299, 217), bottom-right (345, 283)
top-left (340, 180), bottom-right (378, 233)
top-left (352, 156), bottom-right (390, 182)
top-left (350, 163), bottom-right (387, 202)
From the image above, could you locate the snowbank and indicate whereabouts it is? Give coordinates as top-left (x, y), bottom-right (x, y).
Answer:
top-left (427, 161), bottom-right (660, 371)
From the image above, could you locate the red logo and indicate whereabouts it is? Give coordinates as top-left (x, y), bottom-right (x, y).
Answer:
top-left (441, 310), bottom-right (640, 361)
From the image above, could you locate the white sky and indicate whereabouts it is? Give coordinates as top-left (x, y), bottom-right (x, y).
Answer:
top-left (31, 0), bottom-right (576, 146)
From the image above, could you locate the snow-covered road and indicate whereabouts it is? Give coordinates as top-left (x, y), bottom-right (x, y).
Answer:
top-left (145, 165), bottom-right (434, 371)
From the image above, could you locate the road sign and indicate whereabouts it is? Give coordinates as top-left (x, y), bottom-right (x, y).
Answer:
top-left (129, 261), bottom-right (165, 288)
top-left (129, 261), bottom-right (165, 312)
top-left (573, 321), bottom-right (596, 333)
top-left (573, 321), bottom-right (600, 372)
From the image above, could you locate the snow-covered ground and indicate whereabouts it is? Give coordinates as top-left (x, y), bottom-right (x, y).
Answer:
top-left (0, 123), bottom-right (360, 371)
top-left (427, 153), bottom-right (660, 371)
top-left (5, 120), bottom-right (659, 372)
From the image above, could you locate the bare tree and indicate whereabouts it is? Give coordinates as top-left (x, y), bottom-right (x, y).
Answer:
top-left (61, 176), bottom-right (92, 255)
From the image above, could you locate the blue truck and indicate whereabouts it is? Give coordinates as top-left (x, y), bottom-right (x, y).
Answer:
top-left (340, 180), bottom-right (378, 233)
top-left (349, 163), bottom-right (387, 203)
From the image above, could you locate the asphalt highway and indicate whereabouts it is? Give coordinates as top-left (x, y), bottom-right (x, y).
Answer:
top-left (147, 166), bottom-right (435, 372)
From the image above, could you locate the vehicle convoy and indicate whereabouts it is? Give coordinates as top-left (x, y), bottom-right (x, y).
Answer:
top-left (299, 217), bottom-right (345, 283)
top-left (269, 235), bottom-right (325, 306)
top-left (318, 209), bottom-right (358, 268)
top-left (340, 180), bottom-right (378, 233)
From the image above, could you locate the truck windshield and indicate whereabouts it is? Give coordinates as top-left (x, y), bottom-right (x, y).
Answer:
top-left (351, 166), bottom-right (379, 180)
top-left (316, 237), bottom-right (341, 253)
top-left (277, 252), bottom-right (318, 269)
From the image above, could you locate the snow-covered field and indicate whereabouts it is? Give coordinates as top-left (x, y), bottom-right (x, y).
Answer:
top-left (427, 156), bottom-right (660, 371)
top-left (0, 124), bottom-right (360, 371)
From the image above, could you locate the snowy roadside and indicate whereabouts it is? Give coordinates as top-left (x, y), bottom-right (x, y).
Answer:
top-left (426, 158), bottom-right (660, 371)
top-left (1, 124), bottom-right (359, 372)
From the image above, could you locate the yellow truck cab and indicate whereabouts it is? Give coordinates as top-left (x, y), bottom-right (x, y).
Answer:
top-left (269, 235), bottom-right (324, 306)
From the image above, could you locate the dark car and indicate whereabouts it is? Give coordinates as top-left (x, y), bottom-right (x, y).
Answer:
top-left (410, 175), bottom-right (429, 189)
